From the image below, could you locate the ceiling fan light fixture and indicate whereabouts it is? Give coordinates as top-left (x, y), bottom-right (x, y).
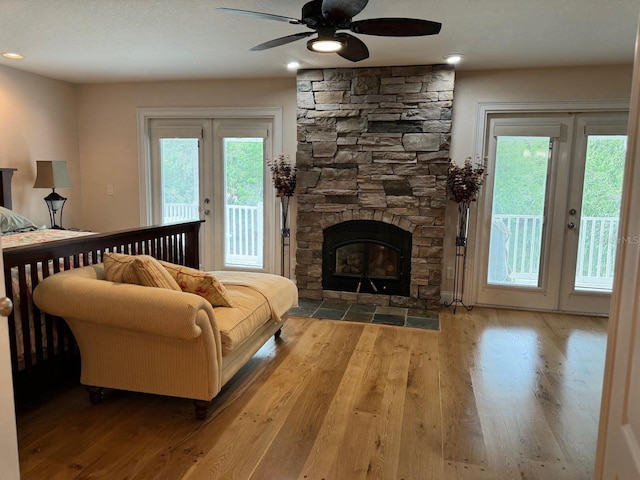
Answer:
top-left (307, 37), bottom-right (344, 53)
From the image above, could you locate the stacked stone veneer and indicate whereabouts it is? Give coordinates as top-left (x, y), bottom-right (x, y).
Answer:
top-left (295, 64), bottom-right (454, 311)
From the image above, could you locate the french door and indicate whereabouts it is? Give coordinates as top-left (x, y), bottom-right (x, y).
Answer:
top-left (476, 111), bottom-right (627, 314)
top-left (148, 117), bottom-right (276, 272)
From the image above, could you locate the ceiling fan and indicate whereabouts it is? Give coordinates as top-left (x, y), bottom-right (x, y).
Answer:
top-left (217, 0), bottom-right (442, 62)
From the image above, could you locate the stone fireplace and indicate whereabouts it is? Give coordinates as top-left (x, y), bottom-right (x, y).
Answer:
top-left (295, 65), bottom-right (454, 311)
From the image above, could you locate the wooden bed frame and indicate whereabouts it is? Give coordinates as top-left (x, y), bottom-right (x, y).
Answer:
top-left (0, 170), bottom-right (203, 403)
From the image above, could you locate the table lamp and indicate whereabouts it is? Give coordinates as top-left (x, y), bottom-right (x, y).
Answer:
top-left (33, 160), bottom-right (72, 229)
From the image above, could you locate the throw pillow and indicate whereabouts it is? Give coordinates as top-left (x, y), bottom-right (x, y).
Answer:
top-left (104, 252), bottom-right (139, 284)
top-left (159, 260), bottom-right (234, 308)
top-left (133, 255), bottom-right (181, 290)
top-left (104, 253), bottom-right (181, 291)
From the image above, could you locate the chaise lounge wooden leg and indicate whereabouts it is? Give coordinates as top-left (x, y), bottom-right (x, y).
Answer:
top-left (274, 328), bottom-right (282, 339)
top-left (193, 400), bottom-right (211, 420)
top-left (86, 386), bottom-right (104, 405)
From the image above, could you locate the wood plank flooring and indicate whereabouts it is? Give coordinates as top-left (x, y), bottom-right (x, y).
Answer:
top-left (16, 308), bottom-right (608, 479)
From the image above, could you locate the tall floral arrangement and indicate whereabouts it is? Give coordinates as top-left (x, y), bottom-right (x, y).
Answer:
top-left (447, 156), bottom-right (487, 249)
top-left (445, 156), bottom-right (487, 312)
top-left (268, 154), bottom-right (297, 198)
top-left (447, 156), bottom-right (487, 203)
top-left (268, 154), bottom-right (297, 258)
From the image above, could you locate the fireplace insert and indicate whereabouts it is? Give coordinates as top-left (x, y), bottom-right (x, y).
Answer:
top-left (323, 220), bottom-right (411, 296)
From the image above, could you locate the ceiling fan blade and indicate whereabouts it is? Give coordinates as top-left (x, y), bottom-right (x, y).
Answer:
top-left (217, 7), bottom-right (301, 25)
top-left (336, 33), bottom-right (369, 62)
top-left (250, 32), bottom-right (315, 51)
top-left (351, 18), bottom-right (442, 36)
top-left (321, 0), bottom-right (369, 20)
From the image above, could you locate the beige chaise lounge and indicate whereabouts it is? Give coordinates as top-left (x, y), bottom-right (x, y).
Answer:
top-left (33, 263), bottom-right (298, 419)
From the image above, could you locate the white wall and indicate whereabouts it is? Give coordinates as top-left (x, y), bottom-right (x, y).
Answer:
top-left (0, 64), bottom-right (79, 228)
top-left (444, 65), bottom-right (634, 299)
top-left (75, 78), bottom-right (297, 232)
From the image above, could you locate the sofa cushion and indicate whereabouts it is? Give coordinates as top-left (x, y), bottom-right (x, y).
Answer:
top-left (104, 253), bottom-right (181, 291)
top-left (133, 256), bottom-right (181, 290)
top-left (159, 261), bottom-right (234, 308)
top-left (212, 285), bottom-right (271, 354)
top-left (104, 252), bottom-right (139, 284)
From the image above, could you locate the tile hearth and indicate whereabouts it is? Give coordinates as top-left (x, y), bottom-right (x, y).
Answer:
top-left (289, 298), bottom-right (440, 331)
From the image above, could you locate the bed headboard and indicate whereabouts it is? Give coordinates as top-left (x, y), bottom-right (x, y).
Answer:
top-left (0, 168), bottom-right (17, 210)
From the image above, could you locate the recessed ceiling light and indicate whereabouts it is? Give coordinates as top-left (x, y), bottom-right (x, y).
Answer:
top-left (2, 52), bottom-right (24, 60)
top-left (287, 61), bottom-right (300, 71)
top-left (444, 54), bottom-right (463, 65)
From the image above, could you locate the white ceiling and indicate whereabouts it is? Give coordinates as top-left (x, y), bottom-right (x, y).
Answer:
top-left (0, 0), bottom-right (638, 84)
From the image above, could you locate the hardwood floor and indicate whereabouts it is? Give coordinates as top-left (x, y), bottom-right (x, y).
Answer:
top-left (16, 308), bottom-right (607, 479)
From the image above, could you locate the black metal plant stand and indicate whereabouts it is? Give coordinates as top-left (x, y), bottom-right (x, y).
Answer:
top-left (280, 195), bottom-right (291, 278)
top-left (445, 201), bottom-right (474, 313)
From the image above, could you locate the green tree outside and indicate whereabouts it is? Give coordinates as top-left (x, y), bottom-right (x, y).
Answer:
top-left (161, 138), bottom-right (199, 205)
top-left (160, 137), bottom-right (266, 207)
top-left (224, 138), bottom-right (264, 206)
top-left (492, 135), bottom-right (626, 217)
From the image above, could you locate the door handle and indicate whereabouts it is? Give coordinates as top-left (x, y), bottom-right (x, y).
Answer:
top-left (0, 297), bottom-right (13, 316)
top-left (567, 222), bottom-right (576, 230)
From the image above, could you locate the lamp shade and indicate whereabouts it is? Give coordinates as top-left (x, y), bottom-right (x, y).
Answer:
top-left (33, 161), bottom-right (72, 189)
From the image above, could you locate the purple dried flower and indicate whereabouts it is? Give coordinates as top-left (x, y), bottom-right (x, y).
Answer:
top-left (268, 154), bottom-right (297, 197)
top-left (447, 156), bottom-right (487, 203)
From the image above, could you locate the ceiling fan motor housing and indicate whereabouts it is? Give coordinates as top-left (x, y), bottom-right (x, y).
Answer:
top-left (302, 1), bottom-right (324, 28)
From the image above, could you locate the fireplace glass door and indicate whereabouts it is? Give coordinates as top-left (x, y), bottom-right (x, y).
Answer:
top-left (323, 220), bottom-right (411, 296)
top-left (335, 243), bottom-right (399, 279)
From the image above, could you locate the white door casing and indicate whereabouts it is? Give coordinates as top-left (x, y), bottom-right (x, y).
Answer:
top-left (596, 15), bottom-right (640, 478)
top-left (0, 239), bottom-right (21, 479)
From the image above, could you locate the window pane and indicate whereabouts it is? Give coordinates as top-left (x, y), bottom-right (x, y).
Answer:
top-left (160, 138), bottom-right (200, 223)
top-left (223, 138), bottom-right (264, 268)
top-left (575, 135), bottom-right (626, 292)
top-left (487, 136), bottom-right (550, 286)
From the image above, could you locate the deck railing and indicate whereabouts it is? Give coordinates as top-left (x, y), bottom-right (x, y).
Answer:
top-left (492, 214), bottom-right (619, 290)
top-left (163, 203), bottom-right (199, 224)
top-left (224, 204), bottom-right (264, 267)
top-left (163, 202), bottom-right (263, 267)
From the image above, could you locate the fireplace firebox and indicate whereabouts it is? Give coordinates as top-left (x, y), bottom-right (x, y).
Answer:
top-left (323, 220), bottom-right (411, 296)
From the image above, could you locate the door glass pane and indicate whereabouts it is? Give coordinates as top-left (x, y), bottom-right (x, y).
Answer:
top-left (223, 138), bottom-right (264, 268)
top-left (160, 138), bottom-right (200, 223)
top-left (487, 136), bottom-right (550, 286)
top-left (575, 135), bottom-right (626, 292)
